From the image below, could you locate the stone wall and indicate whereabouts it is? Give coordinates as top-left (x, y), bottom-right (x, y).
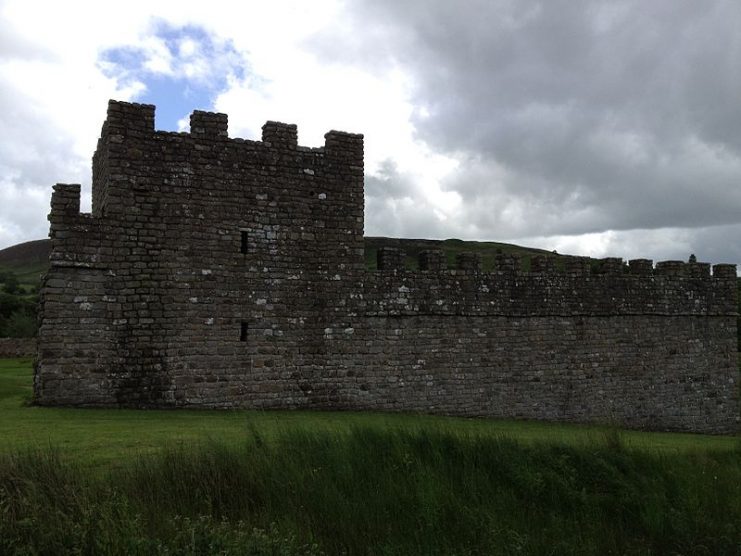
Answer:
top-left (0, 337), bottom-right (36, 358)
top-left (35, 100), bottom-right (739, 434)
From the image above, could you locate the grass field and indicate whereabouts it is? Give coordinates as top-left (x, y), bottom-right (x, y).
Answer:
top-left (1, 358), bottom-right (740, 554)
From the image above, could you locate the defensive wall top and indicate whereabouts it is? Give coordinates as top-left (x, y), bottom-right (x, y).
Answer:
top-left (373, 247), bottom-right (737, 280)
top-left (99, 99), bottom-right (363, 155)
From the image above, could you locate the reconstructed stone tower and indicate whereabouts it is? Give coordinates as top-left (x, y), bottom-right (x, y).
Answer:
top-left (35, 100), bottom-right (739, 433)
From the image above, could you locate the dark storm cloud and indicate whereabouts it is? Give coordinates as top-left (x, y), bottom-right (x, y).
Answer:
top-left (365, 159), bottom-right (415, 201)
top-left (550, 223), bottom-right (741, 267)
top-left (313, 0), bottom-right (741, 244)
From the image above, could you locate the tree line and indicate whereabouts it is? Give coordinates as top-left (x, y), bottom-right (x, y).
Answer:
top-left (0, 271), bottom-right (37, 337)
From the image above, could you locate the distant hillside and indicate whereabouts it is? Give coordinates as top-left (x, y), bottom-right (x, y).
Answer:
top-left (0, 239), bottom-right (50, 286)
top-left (364, 237), bottom-right (565, 271)
top-left (0, 239), bottom-right (48, 337)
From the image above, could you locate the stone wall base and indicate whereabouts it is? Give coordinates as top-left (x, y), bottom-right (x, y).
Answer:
top-left (0, 337), bottom-right (36, 358)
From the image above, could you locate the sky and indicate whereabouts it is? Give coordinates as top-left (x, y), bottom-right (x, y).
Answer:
top-left (1, 0), bottom-right (740, 268)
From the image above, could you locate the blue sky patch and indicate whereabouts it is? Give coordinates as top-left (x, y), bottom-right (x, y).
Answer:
top-left (100, 23), bottom-right (247, 131)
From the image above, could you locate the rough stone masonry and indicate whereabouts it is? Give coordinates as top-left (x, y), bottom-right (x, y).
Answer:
top-left (35, 100), bottom-right (740, 433)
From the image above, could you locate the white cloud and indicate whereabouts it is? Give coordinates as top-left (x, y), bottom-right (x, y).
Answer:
top-left (0, 0), bottom-right (739, 273)
top-left (0, 0), bottom-right (452, 249)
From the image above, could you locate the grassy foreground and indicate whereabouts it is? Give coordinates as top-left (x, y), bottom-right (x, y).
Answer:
top-left (1, 358), bottom-right (740, 554)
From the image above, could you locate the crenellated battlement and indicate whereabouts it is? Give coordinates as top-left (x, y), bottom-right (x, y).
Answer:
top-left (373, 246), bottom-right (735, 281)
top-left (98, 99), bottom-right (363, 153)
top-left (92, 100), bottom-right (364, 222)
top-left (190, 110), bottom-right (228, 140)
top-left (49, 183), bottom-right (81, 218)
top-left (101, 100), bottom-right (155, 136)
top-left (367, 248), bottom-right (737, 318)
top-left (36, 100), bottom-right (739, 434)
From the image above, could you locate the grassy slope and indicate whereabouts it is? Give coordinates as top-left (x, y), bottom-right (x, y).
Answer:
top-left (0, 239), bottom-right (49, 288)
top-left (1, 359), bottom-right (737, 470)
top-left (364, 236), bottom-right (563, 270)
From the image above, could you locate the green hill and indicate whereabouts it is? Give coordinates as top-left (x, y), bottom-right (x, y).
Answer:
top-left (364, 236), bottom-right (564, 271)
top-left (0, 239), bottom-right (48, 337)
top-left (0, 239), bottom-right (50, 289)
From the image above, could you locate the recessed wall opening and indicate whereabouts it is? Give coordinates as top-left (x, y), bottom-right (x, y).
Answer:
top-left (240, 321), bottom-right (248, 342)
top-left (240, 230), bottom-right (249, 254)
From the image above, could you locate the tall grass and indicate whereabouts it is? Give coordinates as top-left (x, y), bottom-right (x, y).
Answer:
top-left (2, 426), bottom-right (739, 555)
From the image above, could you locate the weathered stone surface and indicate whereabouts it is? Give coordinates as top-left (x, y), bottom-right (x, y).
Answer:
top-left (0, 338), bottom-right (36, 357)
top-left (35, 100), bottom-right (739, 434)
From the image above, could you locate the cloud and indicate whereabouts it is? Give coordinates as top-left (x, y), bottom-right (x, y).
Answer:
top-left (310, 0), bottom-right (741, 263)
top-left (0, 0), bottom-right (161, 247)
top-left (523, 222), bottom-right (741, 267)
top-left (99, 22), bottom-right (248, 130)
top-left (0, 0), bottom-right (439, 249)
top-left (365, 160), bottom-right (459, 239)
top-left (0, 0), bottom-right (740, 271)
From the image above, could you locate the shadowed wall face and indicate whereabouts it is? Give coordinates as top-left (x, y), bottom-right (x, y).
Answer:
top-left (35, 100), bottom-right (739, 434)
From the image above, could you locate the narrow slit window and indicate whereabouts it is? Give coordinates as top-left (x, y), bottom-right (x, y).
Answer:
top-left (240, 230), bottom-right (249, 254)
top-left (240, 321), bottom-right (248, 342)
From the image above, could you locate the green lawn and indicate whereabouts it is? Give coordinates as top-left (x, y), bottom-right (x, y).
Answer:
top-left (1, 358), bottom-right (737, 470)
